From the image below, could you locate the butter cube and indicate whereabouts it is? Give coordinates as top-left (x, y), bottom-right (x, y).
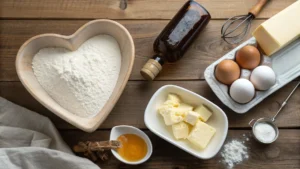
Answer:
top-left (163, 99), bottom-right (179, 107)
top-left (167, 94), bottom-right (181, 104)
top-left (162, 111), bottom-right (184, 126)
top-left (194, 105), bottom-right (212, 122)
top-left (158, 104), bottom-right (185, 117)
top-left (172, 122), bottom-right (189, 139)
top-left (175, 103), bottom-right (193, 114)
top-left (184, 111), bottom-right (200, 126)
top-left (158, 104), bottom-right (173, 116)
top-left (187, 121), bottom-right (216, 149)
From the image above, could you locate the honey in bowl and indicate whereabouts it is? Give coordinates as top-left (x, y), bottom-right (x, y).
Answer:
top-left (117, 134), bottom-right (147, 162)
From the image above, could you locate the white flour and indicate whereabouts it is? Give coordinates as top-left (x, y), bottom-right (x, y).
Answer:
top-left (221, 140), bottom-right (249, 169)
top-left (32, 35), bottom-right (121, 118)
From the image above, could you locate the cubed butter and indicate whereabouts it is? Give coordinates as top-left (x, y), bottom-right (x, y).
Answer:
top-left (172, 122), bottom-right (189, 139)
top-left (187, 121), bottom-right (216, 149)
top-left (163, 99), bottom-right (179, 107)
top-left (167, 94), bottom-right (181, 104)
top-left (162, 111), bottom-right (184, 126)
top-left (184, 111), bottom-right (200, 126)
top-left (252, 1), bottom-right (300, 56)
top-left (194, 105), bottom-right (212, 122)
top-left (158, 104), bottom-right (173, 116)
top-left (174, 103), bottom-right (193, 114)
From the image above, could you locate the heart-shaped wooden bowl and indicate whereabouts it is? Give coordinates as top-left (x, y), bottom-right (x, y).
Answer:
top-left (16, 19), bottom-right (135, 132)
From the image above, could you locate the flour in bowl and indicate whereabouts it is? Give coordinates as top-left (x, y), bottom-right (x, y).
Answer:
top-left (32, 35), bottom-right (121, 118)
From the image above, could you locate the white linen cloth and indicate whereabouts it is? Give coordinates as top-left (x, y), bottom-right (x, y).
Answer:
top-left (0, 97), bottom-right (100, 169)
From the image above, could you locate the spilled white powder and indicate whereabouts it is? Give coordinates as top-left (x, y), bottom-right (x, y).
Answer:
top-left (221, 140), bottom-right (248, 169)
top-left (254, 122), bottom-right (276, 143)
top-left (32, 35), bottom-right (121, 118)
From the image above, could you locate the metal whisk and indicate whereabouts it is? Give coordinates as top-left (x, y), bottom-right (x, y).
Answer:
top-left (221, 0), bottom-right (269, 44)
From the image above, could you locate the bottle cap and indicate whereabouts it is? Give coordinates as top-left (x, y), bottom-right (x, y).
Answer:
top-left (140, 59), bottom-right (162, 80)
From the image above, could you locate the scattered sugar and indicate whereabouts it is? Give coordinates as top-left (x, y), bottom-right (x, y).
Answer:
top-left (221, 140), bottom-right (248, 169)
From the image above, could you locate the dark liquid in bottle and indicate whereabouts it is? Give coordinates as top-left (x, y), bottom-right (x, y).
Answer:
top-left (153, 1), bottom-right (211, 62)
top-left (141, 1), bottom-right (211, 80)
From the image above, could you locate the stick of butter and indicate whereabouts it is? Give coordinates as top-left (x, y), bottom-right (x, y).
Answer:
top-left (252, 1), bottom-right (300, 56)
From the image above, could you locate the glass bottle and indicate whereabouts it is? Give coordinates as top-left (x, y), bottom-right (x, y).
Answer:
top-left (140, 0), bottom-right (211, 80)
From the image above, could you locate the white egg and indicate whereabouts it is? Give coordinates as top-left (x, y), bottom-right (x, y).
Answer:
top-left (250, 66), bottom-right (276, 90)
top-left (230, 79), bottom-right (255, 104)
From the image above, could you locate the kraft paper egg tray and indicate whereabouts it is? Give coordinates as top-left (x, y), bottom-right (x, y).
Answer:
top-left (205, 37), bottom-right (300, 113)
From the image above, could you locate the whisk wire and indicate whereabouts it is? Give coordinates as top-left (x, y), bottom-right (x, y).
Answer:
top-left (222, 20), bottom-right (252, 44)
top-left (222, 15), bottom-right (252, 37)
top-left (232, 21), bottom-right (251, 44)
top-left (221, 0), bottom-right (269, 44)
top-left (225, 20), bottom-right (251, 39)
top-left (221, 15), bottom-right (247, 33)
top-left (221, 15), bottom-right (246, 36)
top-left (221, 14), bottom-right (254, 44)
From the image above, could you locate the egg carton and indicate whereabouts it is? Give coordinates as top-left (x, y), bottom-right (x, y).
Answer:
top-left (205, 37), bottom-right (300, 113)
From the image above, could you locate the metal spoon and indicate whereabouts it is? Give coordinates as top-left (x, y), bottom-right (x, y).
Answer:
top-left (249, 81), bottom-right (300, 144)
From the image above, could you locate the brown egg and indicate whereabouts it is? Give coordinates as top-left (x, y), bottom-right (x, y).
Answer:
top-left (215, 60), bottom-right (240, 85)
top-left (236, 45), bottom-right (261, 69)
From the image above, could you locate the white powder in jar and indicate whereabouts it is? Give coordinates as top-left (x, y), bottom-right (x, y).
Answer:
top-left (221, 140), bottom-right (248, 169)
top-left (32, 35), bottom-right (121, 118)
top-left (254, 122), bottom-right (276, 143)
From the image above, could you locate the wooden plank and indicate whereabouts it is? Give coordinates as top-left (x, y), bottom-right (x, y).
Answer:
top-left (1, 81), bottom-right (300, 129)
top-left (0, 19), bottom-right (266, 81)
top-left (0, 0), bottom-right (295, 19)
top-left (60, 129), bottom-right (300, 169)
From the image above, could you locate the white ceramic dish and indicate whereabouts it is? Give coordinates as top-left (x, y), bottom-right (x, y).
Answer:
top-left (205, 37), bottom-right (300, 114)
top-left (144, 85), bottom-right (228, 159)
top-left (110, 125), bottom-right (153, 165)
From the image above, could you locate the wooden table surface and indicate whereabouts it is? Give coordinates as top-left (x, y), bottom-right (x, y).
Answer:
top-left (1, 0), bottom-right (300, 168)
